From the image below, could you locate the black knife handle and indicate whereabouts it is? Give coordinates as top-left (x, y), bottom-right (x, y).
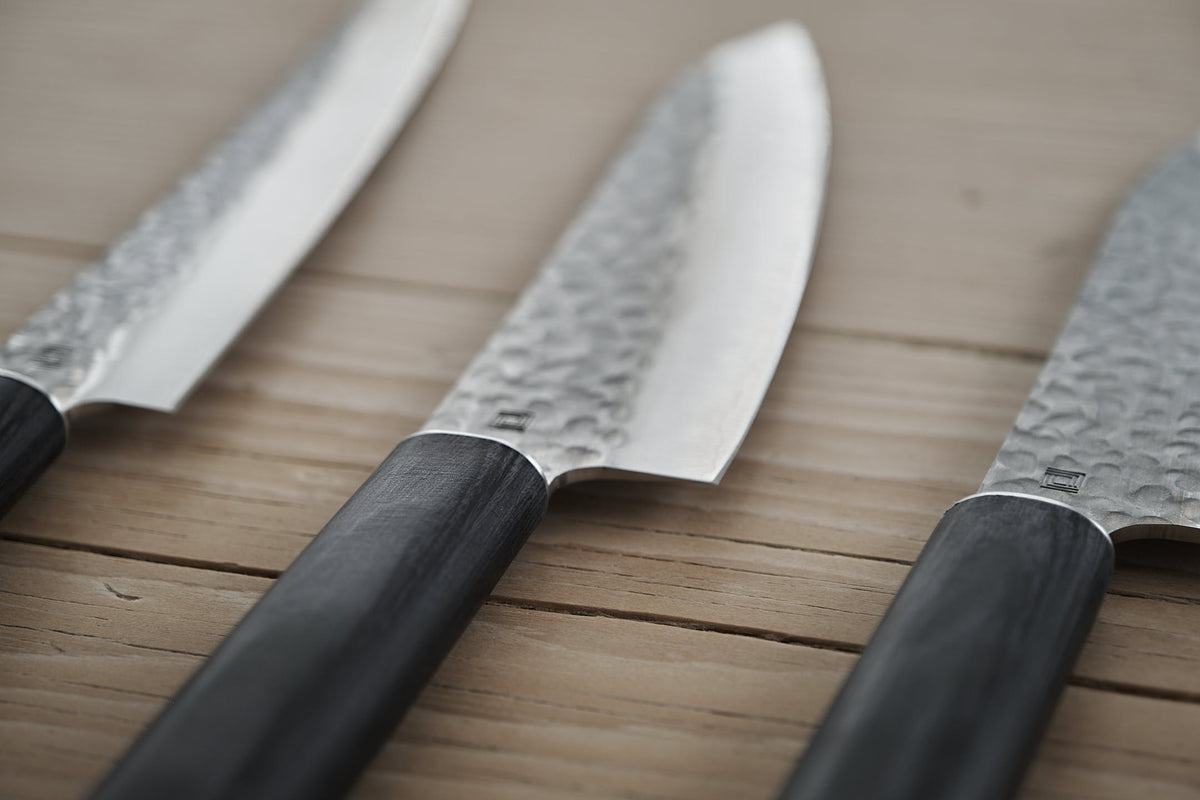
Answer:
top-left (779, 493), bottom-right (1113, 800)
top-left (89, 432), bottom-right (548, 800)
top-left (0, 375), bottom-right (67, 517)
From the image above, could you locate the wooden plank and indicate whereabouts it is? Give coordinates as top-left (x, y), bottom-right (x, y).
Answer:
top-left (3, 313), bottom-right (1195, 701)
top-left (1, 544), bottom-right (1197, 800)
top-left (0, 0), bottom-right (1198, 797)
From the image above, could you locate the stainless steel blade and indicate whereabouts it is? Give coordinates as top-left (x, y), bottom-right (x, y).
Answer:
top-left (0, 0), bottom-right (469, 413)
top-left (422, 23), bottom-right (829, 488)
top-left (981, 135), bottom-right (1200, 542)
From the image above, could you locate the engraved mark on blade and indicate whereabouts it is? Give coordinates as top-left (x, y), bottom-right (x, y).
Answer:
top-left (31, 345), bottom-right (73, 370)
top-left (1041, 467), bottom-right (1085, 493)
top-left (982, 139), bottom-right (1200, 532)
top-left (490, 410), bottom-right (534, 432)
top-left (423, 67), bottom-right (714, 479)
top-left (0, 21), bottom-right (346, 406)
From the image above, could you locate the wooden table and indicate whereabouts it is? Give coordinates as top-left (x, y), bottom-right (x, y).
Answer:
top-left (2, 1), bottom-right (1199, 797)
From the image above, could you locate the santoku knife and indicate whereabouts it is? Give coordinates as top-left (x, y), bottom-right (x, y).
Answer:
top-left (0, 0), bottom-right (469, 517)
top-left (780, 137), bottom-right (1200, 800)
top-left (88, 23), bottom-right (830, 800)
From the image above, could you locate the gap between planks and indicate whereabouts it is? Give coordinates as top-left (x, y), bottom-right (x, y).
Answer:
top-left (3, 533), bottom-right (1197, 710)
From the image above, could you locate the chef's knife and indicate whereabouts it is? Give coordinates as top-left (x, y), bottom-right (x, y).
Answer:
top-left (0, 0), bottom-right (469, 516)
top-left (780, 137), bottom-right (1200, 800)
top-left (88, 23), bottom-right (830, 800)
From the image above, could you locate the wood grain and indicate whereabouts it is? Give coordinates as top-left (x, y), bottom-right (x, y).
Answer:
top-left (1, 0), bottom-right (1199, 798)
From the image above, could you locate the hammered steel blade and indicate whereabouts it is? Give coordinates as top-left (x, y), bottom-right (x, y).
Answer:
top-left (422, 23), bottom-right (829, 487)
top-left (0, 0), bottom-right (469, 413)
top-left (981, 136), bottom-right (1200, 541)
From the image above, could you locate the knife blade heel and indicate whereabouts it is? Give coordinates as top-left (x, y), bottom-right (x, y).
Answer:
top-left (780, 494), bottom-right (1112, 800)
top-left (0, 376), bottom-right (66, 516)
top-left (89, 433), bottom-right (546, 800)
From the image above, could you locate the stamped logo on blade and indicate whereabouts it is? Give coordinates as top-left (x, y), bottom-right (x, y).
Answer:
top-left (31, 344), bottom-right (73, 370)
top-left (1041, 467), bottom-right (1085, 493)
top-left (490, 410), bottom-right (533, 432)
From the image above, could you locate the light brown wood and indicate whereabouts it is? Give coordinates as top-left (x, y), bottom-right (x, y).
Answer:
top-left (2, 543), bottom-right (1198, 800)
top-left (1, 0), bottom-right (1199, 798)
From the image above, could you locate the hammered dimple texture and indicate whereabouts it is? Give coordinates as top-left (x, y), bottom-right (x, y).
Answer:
top-left (423, 68), bottom-right (714, 481)
top-left (982, 138), bottom-right (1200, 536)
top-left (0, 22), bottom-right (341, 409)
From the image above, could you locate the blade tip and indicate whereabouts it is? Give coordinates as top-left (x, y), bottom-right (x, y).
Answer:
top-left (708, 19), bottom-right (830, 131)
top-left (719, 20), bottom-right (823, 71)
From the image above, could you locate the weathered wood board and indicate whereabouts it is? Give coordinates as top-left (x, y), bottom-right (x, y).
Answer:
top-left (1, 1), bottom-right (1199, 797)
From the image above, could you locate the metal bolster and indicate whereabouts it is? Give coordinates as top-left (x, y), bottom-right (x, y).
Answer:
top-left (0, 368), bottom-right (71, 434)
top-left (405, 429), bottom-right (552, 492)
top-left (955, 491), bottom-right (1112, 542)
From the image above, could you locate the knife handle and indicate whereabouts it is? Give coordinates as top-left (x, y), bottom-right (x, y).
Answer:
top-left (89, 432), bottom-right (547, 800)
top-left (779, 493), bottom-right (1113, 800)
top-left (0, 376), bottom-right (67, 517)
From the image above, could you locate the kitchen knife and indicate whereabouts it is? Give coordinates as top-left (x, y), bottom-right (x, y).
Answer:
top-left (0, 0), bottom-right (470, 517)
top-left (88, 23), bottom-right (830, 800)
top-left (779, 137), bottom-right (1200, 800)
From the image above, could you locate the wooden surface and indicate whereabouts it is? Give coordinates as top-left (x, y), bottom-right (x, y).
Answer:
top-left (1, 1), bottom-right (1199, 798)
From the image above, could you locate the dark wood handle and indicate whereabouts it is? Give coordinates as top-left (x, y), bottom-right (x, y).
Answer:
top-left (0, 375), bottom-right (66, 517)
top-left (89, 432), bottom-right (548, 800)
top-left (779, 493), bottom-right (1113, 800)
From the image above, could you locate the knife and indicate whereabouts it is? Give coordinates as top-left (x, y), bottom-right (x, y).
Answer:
top-left (87, 22), bottom-right (830, 800)
top-left (0, 0), bottom-right (470, 518)
top-left (779, 136), bottom-right (1200, 800)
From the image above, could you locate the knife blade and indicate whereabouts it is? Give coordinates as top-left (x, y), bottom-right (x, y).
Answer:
top-left (0, 0), bottom-right (470, 518)
top-left (87, 22), bottom-right (830, 800)
top-left (779, 136), bottom-right (1200, 800)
